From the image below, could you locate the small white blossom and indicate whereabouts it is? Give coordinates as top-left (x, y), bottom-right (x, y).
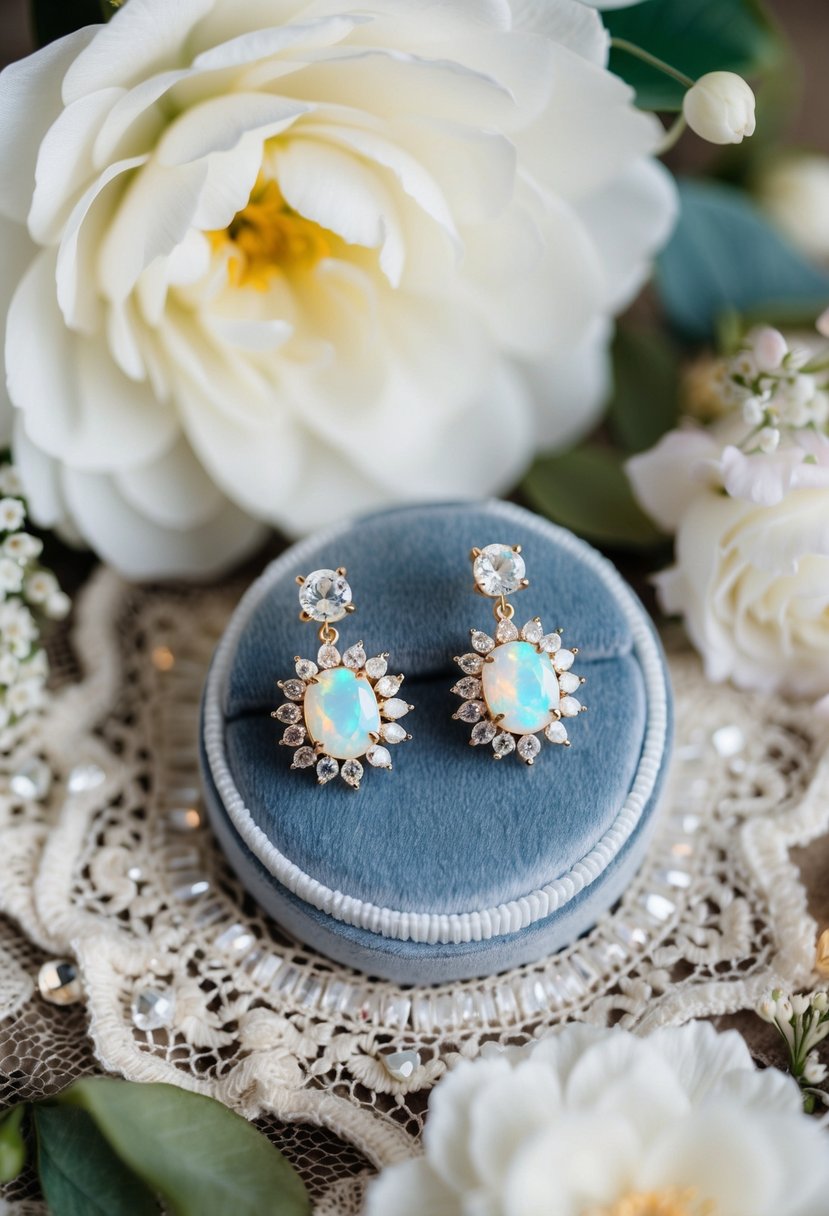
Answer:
top-left (3, 532), bottom-right (42, 561)
top-left (683, 71), bottom-right (757, 145)
top-left (45, 590), bottom-right (72, 621)
top-left (0, 558), bottom-right (24, 593)
top-left (0, 466), bottom-right (23, 497)
top-left (752, 326), bottom-right (788, 373)
top-left (7, 678), bottom-right (44, 716)
top-left (0, 497), bottom-right (25, 532)
top-left (0, 654), bottom-right (20, 686)
top-left (24, 570), bottom-right (58, 605)
top-left (803, 1057), bottom-right (828, 1085)
top-left (814, 992), bottom-right (829, 1014)
top-left (792, 993), bottom-right (811, 1016)
top-left (742, 397), bottom-right (765, 425)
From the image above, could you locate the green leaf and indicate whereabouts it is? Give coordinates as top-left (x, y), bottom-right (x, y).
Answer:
top-left (33, 1105), bottom-right (158, 1216)
top-left (605, 0), bottom-right (781, 111)
top-left (607, 328), bottom-right (679, 454)
top-left (31, 0), bottom-right (104, 46)
top-left (522, 446), bottom-right (666, 550)
top-left (0, 1105), bottom-right (27, 1183)
top-left (657, 180), bottom-right (829, 340)
top-left (58, 1078), bottom-right (310, 1216)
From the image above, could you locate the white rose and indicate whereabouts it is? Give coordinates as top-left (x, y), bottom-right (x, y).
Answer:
top-left (683, 71), bottom-right (756, 145)
top-left (760, 153), bottom-right (829, 260)
top-left (366, 1021), bottom-right (829, 1216)
top-left (0, 0), bottom-right (676, 578)
top-left (628, 428), bottom-right (829, 700)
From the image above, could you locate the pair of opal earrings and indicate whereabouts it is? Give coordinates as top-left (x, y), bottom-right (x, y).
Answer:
top-left (273, 544), bottom-right (586, 789)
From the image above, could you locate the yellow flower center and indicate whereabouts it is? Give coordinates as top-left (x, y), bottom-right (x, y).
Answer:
top-left (207, 177), bottom-right (337, 289)
top-left (587, 1189), bottom-right (716, 1216)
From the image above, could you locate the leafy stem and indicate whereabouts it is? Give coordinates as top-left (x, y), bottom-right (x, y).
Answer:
top-left (609, 38), bottom-right (695, 90)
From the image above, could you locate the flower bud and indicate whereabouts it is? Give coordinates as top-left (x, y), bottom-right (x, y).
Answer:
top-left (683, 72), bottom-right (756, 145)
top-left (757, 426), bottom-right (780, 454)
top-left (803, 1056), bottom-right (828, 1085)
top-left (742, 397), bottom-right (764, 426)
top-left (791, 993), bottom-right (811, 1016)
top-left (812, 992), bottom-right (828, 1013)
top-left (750, 326), bottom-right (788, 373)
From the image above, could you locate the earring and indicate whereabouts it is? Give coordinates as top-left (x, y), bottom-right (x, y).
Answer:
top-left (452, 543), bottom-right (587, 764)
top-left (273, 567), bottom-right (412, 788)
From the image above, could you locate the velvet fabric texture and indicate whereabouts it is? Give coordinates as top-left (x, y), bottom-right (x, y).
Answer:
top-left (201, 501), bottom-right (673, 983)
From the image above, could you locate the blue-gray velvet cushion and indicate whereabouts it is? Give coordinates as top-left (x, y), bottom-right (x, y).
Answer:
top-left (200, 500), bottom-right (672, 983)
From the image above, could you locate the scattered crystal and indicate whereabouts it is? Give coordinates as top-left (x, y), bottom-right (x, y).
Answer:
top-left (495, 618), bottom-right (518, 643)
top-left (471, 720), bottom-right (497, 746)
top-left (274, 703), bottom-right (301, 724)
top-left (456, 700), bottom-right (485, 723)
top-left (712, 725), bottom-right (745, 758)
top-left (517, 734), bottom-right (541, 763)
top-left (67, 763), bottom-right (106, 793)
top-left (343, 643), bottom-right (366, 670)
top-left (166, 805), bottom-right (202, 831)
top-left (295, 658), bottom-right (318, 680)
top-left (560, 696), bottom-right (582, 717)
top-left (131, 987), bottom-right (175, 1031)
top-left (299, 569), bottom-right (352, 623)
top-left (374, 674), bottom-right (402, 698)
top-left (172, 874), bottom-right (210, 901)
top-left (558, 672), bottom-right (581, 694)
top-left (381, 698), bottom-right (410, 720)
top-left (473, 544), bottom-right (526, 597)
top-left (280, 679), bottom-right (305, 701)
top-left (470, 630), bottom-right (495, 654)
top-left (380, 722), bottom-right (408, 744)
top-left (317, 644), bottom-right (341, 669)
top-left (317, 756), bottom-right (339, 785)
top-left (341, 759), bottom-right (363, 788)
top-left (291, 746), bottom-right (316, 769)
top-left (540, 632), bottom-right (562, 654)
top-left (38, 960), bottom-right (82, 1006)
top-left (456, 652), bottom-right (484, 675)
top-left (367, 745), bottom-right (392, 769)
top-left (127, 866), bottom-right (143, 881)
top-left (521, 619), bottom-right (543, 644)
top-left (381, 1049), bottom-right (421, 1082)
top-left (364, 657), bottom-right (388, 683)
top-left (282, 724), bottom-right (306, 747)
top-left (492, 732), bottom-right (516, 758)
top-left (452, 677), bottom-right (482, 700)
top-left (545, 721), bottom-right (569, 745)
top-left (11, 758), bottom-right (51, 800)
top-left (555, 649), bottom-right (575, 671)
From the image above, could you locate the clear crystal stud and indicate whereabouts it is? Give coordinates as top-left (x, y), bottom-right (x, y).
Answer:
top-left (452, 677), bottom-right (482, 700)
top-left (341, 759), bottom-right (364, 788)
top-left (492, 732), bottom-right (516, 759)
top-left (495, 618), bottom-right (519, 643)
top-left (560, 696), bottom-right (582, 717)
top-left (471, 720), bottom-right (497, 746)
top-left (282, 724), bottom-right (306, 746)
top-left (521, 619), bottom-right (543, 644)
top-left (317, 756), bottom-right (339, 785)
top-left (38, 959), bottom-right (82, 1006)
top-left (470, 631), bottom-right (494, 654)
top-left (365, 655), bottom-right (388, 680)
top-left (381, 1048), bottom-right (420, 1082)
top-left (555, 649), bottom-right (576, 671)
top-left (540, 632), bottom-right (562, 654)
top-left (10, 758), bottom-right (52, 801)
top-left (298, 569), bottom-right (352, 623)
top-left (380, 722), bottom-right (409, 744)
top-left (295, 658), bottom-right (318, 680)
top-left (317, 644), bottom-right (341, 669)
top-left (367, 745), bottom-right (392, 769)
top-left (381, 698), bottom-right (410, 720)
top-left (67, 763), bottom-right (106, 793)
top-left (517, 735), bottom-right (541, 764)
top-left (343, 643), bottom-right (366, 670)
top-left (374, 675), bottom-right (402, 698)
top-left (455, 700), bottom-right (485, 723)
top-left (280, 679), bottom-right (305, 701)
top-left (546, 721), bottom-right (569, 745)
top-left (558, 672), bottom-right (581, 694)
top-left (131, 987), bottom-right (175, 1032)
top-left (274, 703), bottom-right (301, 724)
top-left (473, 544), bottom-right (526, 597)
top-left (291, 746), bottom-right (316, 769)
top-left (455, 653), bottom-right (484, 675)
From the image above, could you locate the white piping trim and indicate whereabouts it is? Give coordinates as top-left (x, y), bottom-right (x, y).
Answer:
top-left (203, 501), bottom-right (670, 943)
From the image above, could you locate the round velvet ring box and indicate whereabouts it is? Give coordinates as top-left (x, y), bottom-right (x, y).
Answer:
top-left (200, 500), bottom-right (672, 984)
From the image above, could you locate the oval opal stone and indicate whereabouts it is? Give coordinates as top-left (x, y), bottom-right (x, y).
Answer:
top-left (303, 667), bottom-right (381, 760)
top-left (482, 640), bottom-right (559, 735)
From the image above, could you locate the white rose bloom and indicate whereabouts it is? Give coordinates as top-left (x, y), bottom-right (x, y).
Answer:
top-left (366, 1021), bottom-right (829, 1216)
top-left (0, 0), bottom-right (676, 579)
top-left (628, 427), bottom-right (829, 701)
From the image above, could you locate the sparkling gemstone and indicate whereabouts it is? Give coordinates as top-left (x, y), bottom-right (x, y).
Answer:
top-left (173, 874), bottom-right (210, 901)
top-left (471, 720), bottom-right (497, 746)
top-left (304, 667), bottom-right (381, 759)
top-left (380, 722), bottom-right (408, 744)
top-left (11, 758), bottom-right (51, 800)
top-left (560, 696), bottom-right (582, 717)
top-left (381, 1048), bottom-right (420, 1082)
top-left (540, 632), bottom-right (562, 653)
top-left (316, 756), bottom-right (339, 785)
top-left (291, 746), bottom-right (316, 769)
top-left (298, 569), bottom-right (352, 622)
top-left (282, 724), bottom-right (306, 746)
top-left (521, 619), bottom-right (543, 644)
top-left (374, 675), bottom-right (402, 698)
top-left (38, 960), bottom-right (82, 1006)
top-left (274, 703), bottom-right (301, 724)
top-left (367, 745), bottom-right (392, 769)
top-left (473, 544), bottom-right (526, 597)
top-left (495, 618), bottom-right (518, 643)
top-left (555, 649), bottom-right (575, 671)
top-left (131, 987), bottom-right (175, 1031)
top-left (67, 763), bottom-right (106, 793)
top-left (280, 679), bottom-right (305, 701)
top-left (558, 672), bottom-right (581, 694)
top-left (317, 644), bottom-right (341, 669)
top-left (545, 721), bottom-right (569, 745)
top-left (456, 652), bottom-right (484, 675)
top-left (711, 725), bottom-right (745, 758)
top-left (365, 655), bottom-right (388, 679)
top-left (295, 658), bottom-right (318, 680)
top-left (492, 732), bottom-right (516, 758)
top-left (343, 643), bottom-right (366, 670)
top-left (470, 630), bottom-right (494, 654)
top-left (452, 677), bottom-right (482, 700)
top-left (517, 734), bottom-right (541, 763)
top-left (341, 759), bottom-right (364, 788)
top-left (455, 700), bottom-right (485, 723)
top-left (482, 641), bottom-right (560, 734)
top-left (381, 697), bottom-right (410, 720)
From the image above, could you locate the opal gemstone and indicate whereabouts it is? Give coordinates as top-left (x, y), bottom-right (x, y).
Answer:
top-left (482, 640), bottom-right (559, 734)
top-left (303, 667), bottom-right (381, 759)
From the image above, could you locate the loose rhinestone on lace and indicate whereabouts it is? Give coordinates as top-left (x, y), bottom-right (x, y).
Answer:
top-left (131, 987), bottom-right (175, 1031)
top-left (38, 960), bottom-right (83, 1006)
top-left (381, 1049), bottom-right (421, 1082)
top-left (10, 758), bottom-right (52, 800)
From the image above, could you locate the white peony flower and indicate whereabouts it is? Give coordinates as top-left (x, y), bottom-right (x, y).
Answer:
top-left (682, 71), bottom-right (756, 146)
top-left (366, 1021), bottom-right (829, 1216)
top-left (0, 0), bottom-right (675, 579)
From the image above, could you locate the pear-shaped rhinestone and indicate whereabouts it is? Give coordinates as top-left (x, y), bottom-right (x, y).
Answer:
top-left (495, 618), bottom-right (519, 643)
top-left (316, 756), bottom-right (339, 784)
top-left (546, 721), bottom-right (568, 745)
top-left (365, 655), bottom-right (388, 679)
top-left (380, 722), bottom-right (408, 744)
top-left (291, 746), bottom-right (316, 769)
top-left (341, 759), bottom-right (363, 788)
top-left (471, 720), bottom-right (497, 746)
top-left (560, 695), bottom-right (582, 717)
top-left (282, 724), bottom-right (306, 747)
top-left (540, 633), bottom-right (562, 654)
top-left (456, 652), bottom-right (484, 675)
top-left (470, 630), bottom-right (495, 654)
top-left (343, 643), bottom-right (366, 670)
top-left (367, 745), bottom-right (392, 769)
top-left (558, 671), bottom-right (581, 694)
top-left (318, 644), bottom-right (341, 668)
top-left (375, 675), bottom-right (402, 698)
top-left (295, 658), bottom-right (318, 680)
top-left (280, 679), bottom-right (305, 701)
top-left (456, 700), bottom-right (485, 723)
top-left (517, 734), bottom-right (541, 764)
top-left (274, 703), bottom-right (301, 724)
top-left (555, 649), bottom-right (575, 671)
top-left (131, 987), bottom-right (175, 1031)
top-left (521, 619), bottom-right (543, 644)
top-left (382, 698), bottom-right (410, 720)
top-left (452, 677), bottom-right (482, 700)
top-left (492, 732), bottom-right (516, 758)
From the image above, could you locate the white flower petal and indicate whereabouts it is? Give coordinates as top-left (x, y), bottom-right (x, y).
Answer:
top-left (649, 1023), bottom-right (755, 1105)
top-left (627, 428), bottom-right (721, 533)
top-left (0, 216), bottom-right (36, 444)
top-left (510, 0), bottom-right (608, 65)
top-left (364, 1158), bottom-right (458, 1216)
top-left (114, 433), bottom-right (225, 530)
top-left (424, 1057), bottom-right (513, 1192)
top-left (156, 93), bottom-right (309, 167)
top-left (192, 15), bottom-right (367, 73)
top-left (12, 414), bottom-right (64, 529)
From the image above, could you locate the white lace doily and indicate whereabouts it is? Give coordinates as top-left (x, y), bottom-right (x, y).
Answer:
top-left (1, 567), bottom-right (828, 1214)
